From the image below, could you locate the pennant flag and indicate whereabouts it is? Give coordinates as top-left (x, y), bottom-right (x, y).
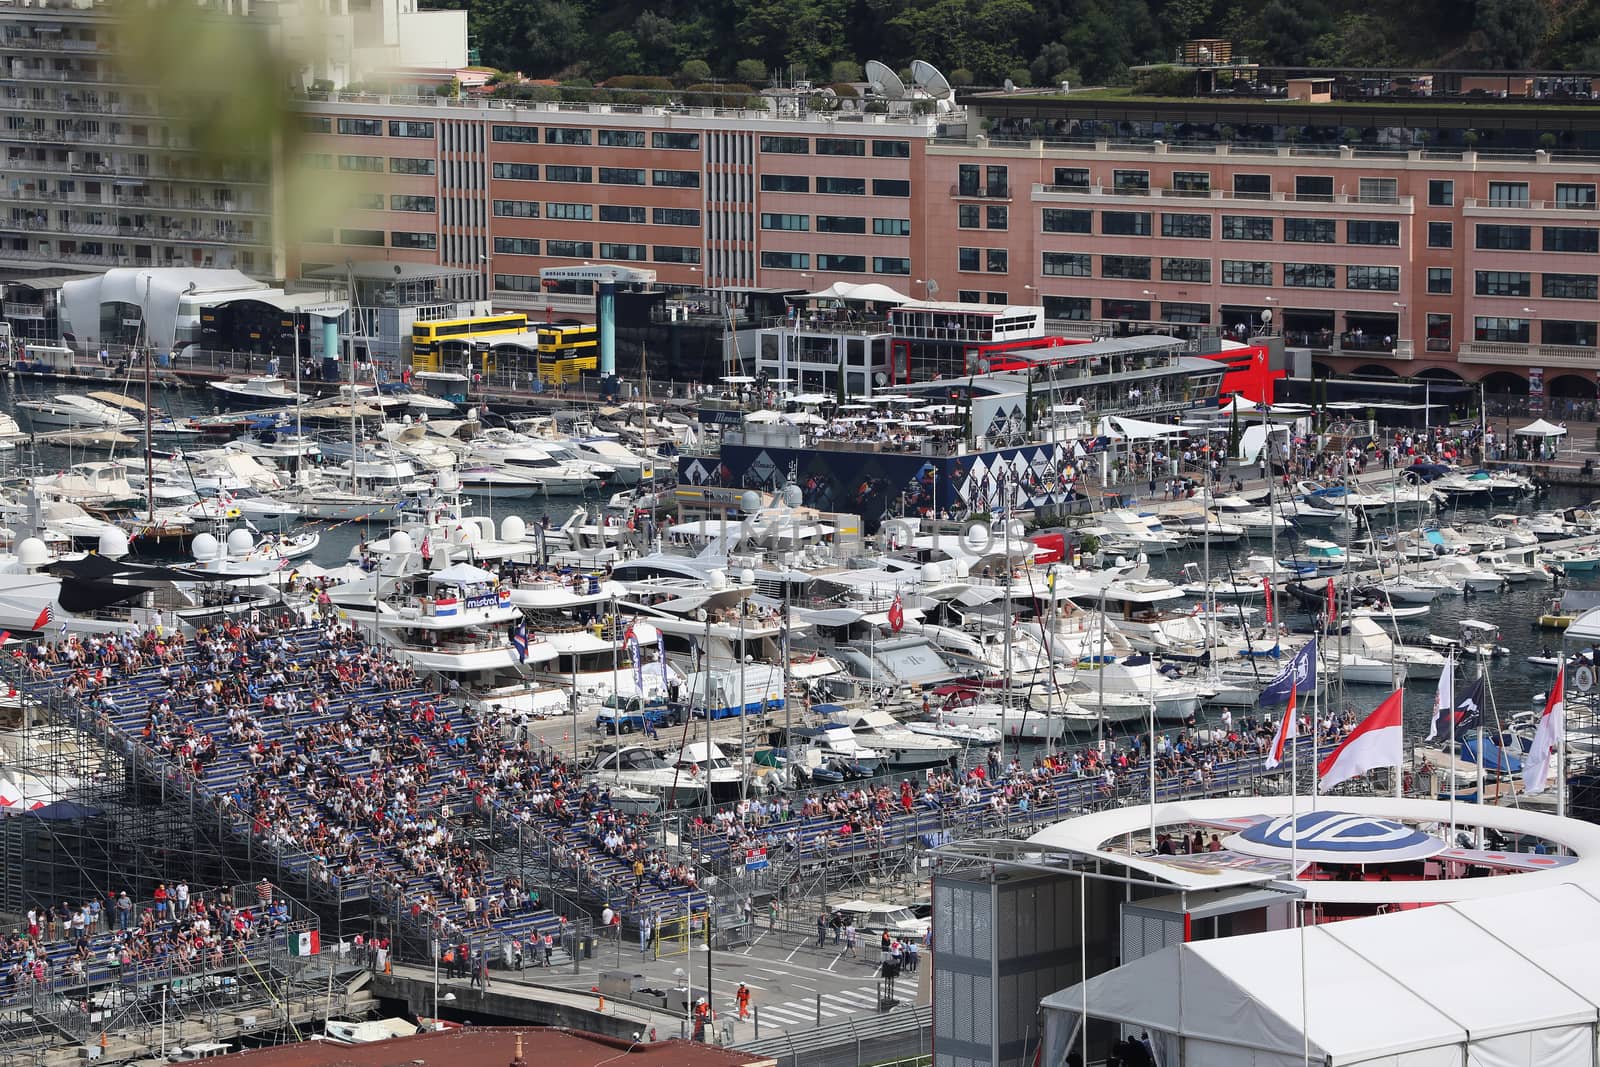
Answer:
top-left (1265, 683), bottom-right (1297, 769)
top-left (1257, 637), bottom-right (1316, 707)
top-left (658, 631), bottom-right (669, 690)
top-left (1523, 667), bottom-right (1565, 796)
top-left (510, 619), bottom-right (529, 663)
top-left (289, 930), bottom-right (320, 956)
top-left (1426, 662), bottom-right (1455, 742)
top-left (1263, 578), bottom-right (1274, 625)
top-left (1318, 689), bottom-right (1405, 792)
top-left (31, 604), bottom-right (52, 632)
top-left (887, 594), bottom-right (905, 633)
top-left (628, 623), bottom-right (643, 693)
top-left (1326, 578), bottom-right (1336, 618)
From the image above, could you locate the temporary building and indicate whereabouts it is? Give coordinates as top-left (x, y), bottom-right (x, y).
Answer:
top-left (1513, 418), bottom-right (1568, 438)
top-left (1042, 880), bottom-right (1600, 1067)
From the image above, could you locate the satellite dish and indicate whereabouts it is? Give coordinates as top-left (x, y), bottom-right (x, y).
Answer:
top-left (865, 60), bottom-right (906, 100)
top-left (1003, 78), bottom-right (1015, 92)
top-left (910, 60), bottom-right (953, 100)
top-left (1261, 309), bottom-right (1274, 323)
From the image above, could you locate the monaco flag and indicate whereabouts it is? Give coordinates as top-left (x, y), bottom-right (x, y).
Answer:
top-left (1523, 667), bottom-right (1565, 796)
top-left (1318, 688), bottom-right (1404, 792)
top-left (1264, 683), bottom-right (1297, 770)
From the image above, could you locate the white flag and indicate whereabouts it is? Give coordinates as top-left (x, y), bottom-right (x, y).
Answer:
top-left (1425, 662), bottom-right (1454, 742)
top-left (1524, 668), bottom-right (1565, 796)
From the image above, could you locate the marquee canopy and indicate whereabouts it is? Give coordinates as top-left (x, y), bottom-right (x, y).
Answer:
top-left (1514, 418), bottom-right (1568, 437)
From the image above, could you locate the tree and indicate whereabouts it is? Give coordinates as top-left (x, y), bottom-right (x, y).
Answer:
top-left (680, 58), bottom-right (713, 82)
top-left (735, 59), bottom-right (768, 83)
top-left (829, 59), bottom-right (862, 83)
top-left (1258, 0), bottom-right (1332, 65)
top-left (1468, 0), bottom-right (1546, 68)
top-left (1028, 42), bottom-right (1072, 88)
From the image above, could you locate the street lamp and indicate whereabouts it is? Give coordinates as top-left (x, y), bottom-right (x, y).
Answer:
top-left (673, 965), bottom-right (689, 1037)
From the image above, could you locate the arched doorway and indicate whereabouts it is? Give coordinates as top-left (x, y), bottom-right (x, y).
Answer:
top-left (1414, 368), bottom-right (1464, 383)
top-left (1481, 370), bottom-right (1528, 419)
top-left (1351, 364), bottom-right (1399, 378)
top-left (1547, 373), bottom-right (1598, 420)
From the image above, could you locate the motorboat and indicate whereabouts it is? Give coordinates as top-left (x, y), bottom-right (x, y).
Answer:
top-left (14, 393), bottom-right (139, 432)
top-left (671, 741), bottom-right (753, 802)
top-left (821, 705), bottom-right (960, 767)
top-left (1427, 556), bottom-right (1505, 594)
top-left (455, 464), bottom-right (549, 499)
top-left (1342, 616), bottom-right (1446, 680)
top-left (588, 745), bottom-right (712, 806)
top-left (1375, 573), bottom-right (1448, 604)
top-left (903, 716), bottom-right (1001, 746)
top-left (1478, 548), bottom-right (1547, 583)
top-left (788, 723), bottom-right (886, 776)
top-left (1335, 653), bottom-right (1408, 686)
top-left (1067, 655), bottom-right (1205, 719)
top-left (1427, 619), bottom-right (1509, 660)
top-left (209, 375), bottom-right (313, 409)
top-left (1299, 539), bottom-right (1347, 575)
top-left (1082, 509), bottom-right (1182, 555)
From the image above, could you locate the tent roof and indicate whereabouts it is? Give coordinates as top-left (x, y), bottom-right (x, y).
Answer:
top-left (431, 561), bottom-right (498, 583)
top-left (796, 281), bottom-right (911, 304)
top-left (1045, 881), bottom-right (1600, 1065)
top-left (1514, 417), bottom-right (1568, 436)
top-left (1100, 415), bottom-right (1190, 440)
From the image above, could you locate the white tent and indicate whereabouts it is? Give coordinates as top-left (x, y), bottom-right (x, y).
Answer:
top-left (431, 561), bottom-right (498, 583)
top-left (1042, 880), bottom-right (1600, 1067)
top-left (1514, 418), bottom-right (1568, 437)
top-left (1099, 415), bottom-right (1189, 440)
top-left (798, 281), bottom-right (911, 304)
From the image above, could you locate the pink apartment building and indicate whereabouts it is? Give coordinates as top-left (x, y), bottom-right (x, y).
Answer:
top-left (292, 93), bottom-right (1600, 396)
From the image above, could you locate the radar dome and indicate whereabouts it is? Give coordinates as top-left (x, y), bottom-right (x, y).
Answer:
top-left (16, 537), bottom-right (48, 569)
top-left (437, 470), bottom-right (460, 491)
top-left (709, 569), bottom-right (727, 590)
top-left (226, 528), bottom-right (254, 556)
top-left (501, 515), bottom-right (527, 542)
top-left (922, 562), bottom-right (945, 584)
top-left (97, 528), bottom-right (130, 559)
top-left (191, 533), bottom-right (220, 561)
top-left (388, 531), bottom-right (415, 556)
top-left (740, 490), bottom-right (762, 513)
top-left (781, 484), bottom-right (804, 508)
top-left (952, 559), bottom-right (970, 578)
top-left (739, 568), bottom-right (756, 586)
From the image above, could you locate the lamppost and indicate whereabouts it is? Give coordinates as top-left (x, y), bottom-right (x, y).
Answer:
top-left (673, 965), bottom-right (689, 1038)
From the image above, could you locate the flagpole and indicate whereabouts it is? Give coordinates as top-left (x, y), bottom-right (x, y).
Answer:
top-left (1447, 652), bottom-right (1456, 844)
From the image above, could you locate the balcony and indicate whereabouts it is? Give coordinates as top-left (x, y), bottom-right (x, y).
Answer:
top-left (1459, 340), bottom-right (1599, 369)
top-left (950, 184), bottom-right (1012, 200)
top-left (6, 186), bottom-right (266, 216)
top-left (1033, 183), bottom-right (1414, 211)
top-left (1463, 197), bottom-right (1599, 217)
top-left (0, 214), bottom-right (263, 248)
top-left (2, 302), bottom-right (46, 318)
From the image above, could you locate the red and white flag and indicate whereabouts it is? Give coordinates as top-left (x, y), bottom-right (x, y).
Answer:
top-left (1326, 578), bottom-right (1337, 618)
top-left (887, 594), bottom-right (904, 633)
top-left (30, 604), bottom-right (53, 632)
top-left (1264, 683), bottom-right (1297, 770)
top-left (1523, 667), bottom-right (1565, 796)
top-left (1263, 578), bottom-right (1274, 625)
top-left (1317, 688), bottom-right (1404, 792)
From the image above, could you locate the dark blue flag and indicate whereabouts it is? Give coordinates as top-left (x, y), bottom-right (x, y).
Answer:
top-left (510, 619), bottom-right (529, 663)
top-left (1257, 637), bottom-right (1317, 707)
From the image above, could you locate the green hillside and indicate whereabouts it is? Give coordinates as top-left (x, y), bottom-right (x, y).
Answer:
top-left (428, 0), bottom-right (1589, 91)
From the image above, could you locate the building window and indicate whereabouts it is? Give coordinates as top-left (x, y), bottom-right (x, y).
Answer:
top-left (1295, 175), bottom-right (1333, 201)
top-left (1102, 211), bottom-right (1152, 236)
top-left (388, 120), bottom-right (434, 138)
top-left (958, 247), bottom-right (980, 271)
top-left (760, 213), bottom-right (809, 231)
top-left (600, 129), bottom-right (646, 147)
top-left (760, 136), bottom-right (809, 153)
top-left (491, 162), bottom-right (537, 181)
top-left (1474, 316), bottom-right (1530, 343)
top-left (1543, 273), bottom-right (1599, 300)
top-left (338, 155), bottom-right (383, 172)
top-left (874, 179), bottom-right (912, 197)
top-left (1221, 259), bottom-right (1272, 286)
top-left (1102, 299), bottom-right (1151, 320)
top-left (1233, 174), bottom-right (1270, 199)
top-left (599, 205), bottom-right (646, 223)
top-left (598, 243), bottom-right (647, 261)
top-left (1426, 313), bottom-right (1452, 352)
top-left (1284, 262), bottom-right (1336, 288)
top-left (1052, 167), bottom-right (1089, 190)
top-left (493, 199), bottom-right (540, 218)
top-left (546, 202), bottom-right (593, 221)
top-left (1284, 218), bottom-right (1336, 244)
top-left (494, 237), bottom-right (540, 255)
top-left (761, 174), bottom-right (808, 192)
top-left (494, 274), bottom-right (541, 292)
top-left (1102, 255), bottom-right (1151, 280)
top-left (817, 253), bottom-right (866, 272)
top-left (1161, 213), bottom-right (1210, 238)
top-left (1477, 224), bottom-right (1532, 250)
top-left (492, 125), bottom-right (538, 143)
top-left (760, 251), bottom-right (809, 269)
top-left (1543, 226), bottom-right (1599, 253)
top-left (338, 228), bottom-right (384, 246)
top-left (1543, 319), bottom-right (1596, 345)
top-left (652, 169), bottom-right (699, 188)
top-left (336, 118), bottom-right (382, 136)
top-left (1172, 171), bottom-right (1210, 196)
top-left (1347, 265), bottom-right (1400, 291)
top-left (1042, 252), bottom-right (1091, 277)
top-left (1161, 302), bottom-right (1210, 324)
top-left (958, 290), bottom-right (981, 303)
top-left (1358, 177), bottom-right (1398, 203)
top-left (816, 176), bottom-right (866, 195)
top-left (1044, 208), bottom-right (1092, 234)
top-left (958, 205), bottom-right (981, 229)
top-left (653, 245), bottom-right (701, 263)
top-left (873, 218), bottom-right (910, 236)
top-left (1222, 215), bottom-right (1273, 241)
top-left (1044, 295), bottom-right (1090, 319)
top-left (654, 207), bottom-right (701, 226)
top-left (1476, 270), bottom-right (1531, 297)
top-left (816, 215), bottom-right (866, 234)
top-left (545, 165), bottom-right (593, 183)
top-left (1347, 219), bottom-right (1400, 246)
top-left (987, 205), bottom-right (1008, 229)
top-left (1556, 183), bottom-right (1597, 209)
top-left (389, 157), bottom-right (435, 176)
top-left (873, 140), bottom-right (910, 158)
top-left (300, 117), bottom-right (331, 134)
top-left (1428, 179), bottom-right (1453, 207)
top-left (986, 292), bottom-right (1008, 305)
top-left (599, 167), bottom-right (645, 185)
top-left (1112, 169), bottom-right (1149, 195)
top-left (986, 248), bottom-right (1008, 273)
top-left (547, 239), bottom-right (595, 258)
top-left (391, 194), bottom-right (436, 212)
top-left (1427, 268), bottom-right (1452, 294)
top-left (873, 256), bottom-right (911, 274)
top-left (1161, 257), bottom-right (1210, 283)
top-left (816, 137), bottom-right (865, 156)
top-left (1427, 221), bottom-right (1453, 248)
top-left (391, 231), bottom-right (436, 250)
top-left (652, 132), bottom-right (699, 150)
top-left (1487, 181), bottom-right (1530, 207)
top-left (352, 192), bottom-right (384, 209)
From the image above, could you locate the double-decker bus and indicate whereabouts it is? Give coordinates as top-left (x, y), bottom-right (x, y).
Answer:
top-left (533, 321), bottom-right (599, 384)
top-left (410, 312), bottom-right (529, 370)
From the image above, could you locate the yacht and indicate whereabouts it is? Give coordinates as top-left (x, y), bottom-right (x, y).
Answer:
top-left (456, 464), bottom-right (549, 499)
top-left (1083, 509), bottom-right (1183, 554)
top-left (1065, 655), bottom-right (1205, 720)
top-left (1299, 539), bottom-right (1347, 575)
top-left (209, 375), bottom-right (313, 409)
top-left (15, 393), bottom-right (139, 432)
top-left (588, 745), bottom-right (712, 806)
top-left (788, 723), bottom-right (886, 775)
top-left (822, 706), bottom-right (960, 767)
top-left (671, 741), bottom-right (753, 802)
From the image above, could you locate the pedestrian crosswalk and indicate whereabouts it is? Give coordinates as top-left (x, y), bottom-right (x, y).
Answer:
top-left (746, 984), bottom-right (886, 1027)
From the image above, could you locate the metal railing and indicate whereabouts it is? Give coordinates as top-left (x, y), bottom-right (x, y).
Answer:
top-left (737, 1003), bottom-right (931, 1067)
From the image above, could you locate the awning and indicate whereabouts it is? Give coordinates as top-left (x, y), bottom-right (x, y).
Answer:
top-left (795, 281), bottom-right (911, 304)
top-left (1514, 418), bottom-right (1568, 437)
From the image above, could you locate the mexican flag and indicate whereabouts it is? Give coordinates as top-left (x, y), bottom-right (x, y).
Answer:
top-left (289, 930), bottom-right (320, 956)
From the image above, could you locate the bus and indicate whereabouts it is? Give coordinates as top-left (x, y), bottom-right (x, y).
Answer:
top-left (410, 312), bottom-right (529, 370)
top-left (533, 321), bottom-right (599, 385)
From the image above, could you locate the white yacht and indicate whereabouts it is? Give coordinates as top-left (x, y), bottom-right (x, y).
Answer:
top-left (822, 706), bottom-right (960, 767)
top-left (1082, 509), bottom-right (1183, 554)
top-left (589, 745), bottom-right (712, 806)
top-left (456, 464), bottom-right (549, 499)
top-left (209, 375), bottom-right (313, 409)
top-left (15, 393), bottom-right (139, 432)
